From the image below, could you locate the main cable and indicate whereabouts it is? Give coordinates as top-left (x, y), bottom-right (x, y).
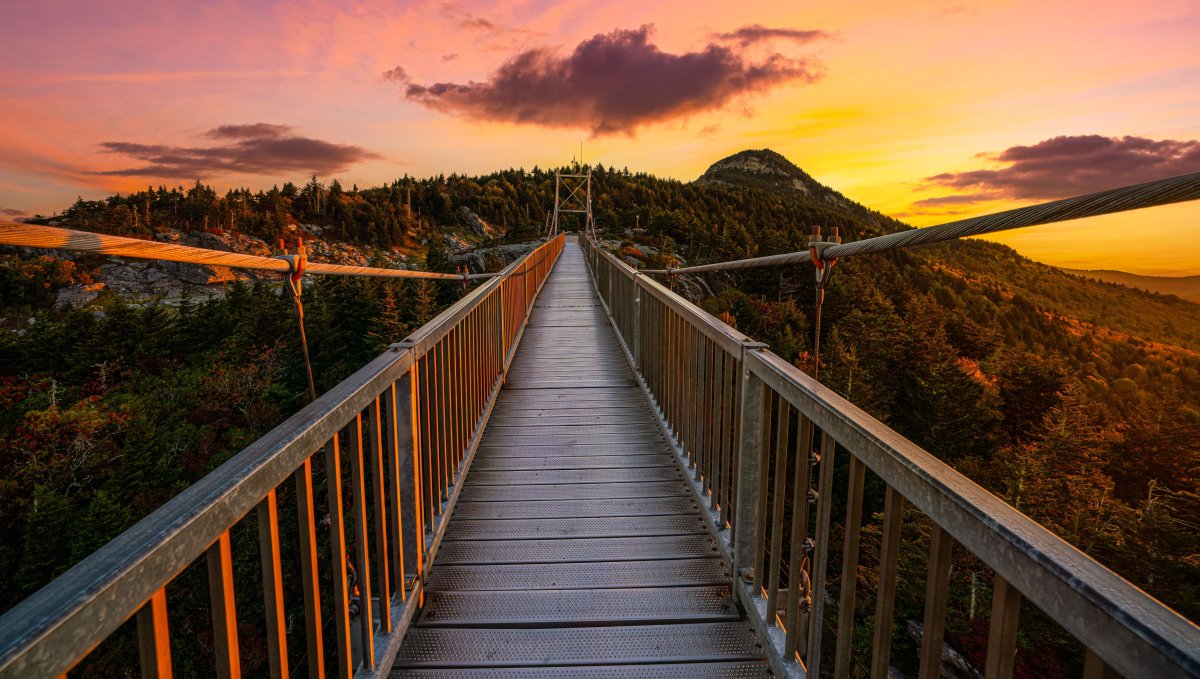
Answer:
top-left (0, 222), bottom-right (498, 281)
top-left (641, 171), bottom-right (1200, 275)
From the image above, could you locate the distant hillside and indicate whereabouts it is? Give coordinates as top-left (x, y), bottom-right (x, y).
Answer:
top-left (1062, 268), bottom-right (1200, 304)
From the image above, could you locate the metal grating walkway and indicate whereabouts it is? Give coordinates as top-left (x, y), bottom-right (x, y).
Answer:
top-left (392, 241), bottom-right (770, 677)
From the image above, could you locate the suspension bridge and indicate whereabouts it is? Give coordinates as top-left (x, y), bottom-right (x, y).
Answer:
top-left (0, 173), bottom-right (1199, 679)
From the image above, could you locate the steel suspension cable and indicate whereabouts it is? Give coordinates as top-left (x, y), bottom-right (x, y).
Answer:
top-left (0, 222), bottom-right (498, 281)
top-left (641, 171), bottom-right (1200, 275)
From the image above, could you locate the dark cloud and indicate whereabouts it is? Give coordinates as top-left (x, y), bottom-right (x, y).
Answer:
top-left (402, 25), bottom-right (823, 135)
top-left (713, 25), bottom-right (830, 47)
top-left (382, 66), bottom-right (411, 83)
top-left (203, 123), bottom-right (293, 140)
top-left (442, 53), bottom-right (460, 61)
top-left (1, 207), bottom-right (27, 217)
top-left (96, 124), bottom-right (381, 178)
top-left (923, 135), bottom-right (1200, 201)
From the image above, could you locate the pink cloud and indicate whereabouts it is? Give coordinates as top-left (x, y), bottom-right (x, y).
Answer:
top-left (924, 135), bottom-right (1200, 201)
top-left (95, 124), bottom-right (382, 178)
top-left (401, 25), bottom-right (824, 135)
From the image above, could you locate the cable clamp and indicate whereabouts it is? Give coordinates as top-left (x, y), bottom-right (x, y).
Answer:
top-left (276, 238), bottom-right (308, 299)
top-left (808, 227), bottom-right (841, 285)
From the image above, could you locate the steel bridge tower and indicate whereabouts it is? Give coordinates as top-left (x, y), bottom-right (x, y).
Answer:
top-left (548, 170), bottom-right (595, 239)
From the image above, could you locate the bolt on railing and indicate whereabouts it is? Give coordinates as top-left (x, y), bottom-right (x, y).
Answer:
top-left (0, 235), bottom-right (565, 679)
top-left (582, 236), bottom-right (1200, 679)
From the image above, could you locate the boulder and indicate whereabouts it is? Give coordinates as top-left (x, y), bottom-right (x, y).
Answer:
top-left (457, 207), bottom-right (499, 239)
top-left (55, 282), bottom-right (105, 309)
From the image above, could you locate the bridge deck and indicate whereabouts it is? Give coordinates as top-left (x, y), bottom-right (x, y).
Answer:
top-left (392, 241), bottom-right (770, 677)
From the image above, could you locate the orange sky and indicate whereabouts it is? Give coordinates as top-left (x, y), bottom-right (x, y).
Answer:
top-left (1, 0), bottom-right (1197, 274)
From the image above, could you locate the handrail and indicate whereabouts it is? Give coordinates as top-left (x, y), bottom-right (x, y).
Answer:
top-left (582, 236), bottom-right (1200, 679)
top-left (0, 234), bottom-right (565, 678)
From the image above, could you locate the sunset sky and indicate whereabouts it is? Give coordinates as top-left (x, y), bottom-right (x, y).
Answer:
top-left (2, 0), bottom-right (1198, 274)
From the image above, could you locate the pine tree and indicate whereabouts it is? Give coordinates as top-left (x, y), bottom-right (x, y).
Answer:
top-left (18, 485), bottom-right (72, 594)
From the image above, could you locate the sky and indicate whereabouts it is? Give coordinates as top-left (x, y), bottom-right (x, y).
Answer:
top-left (1, 0), bottom-right (1198, 275)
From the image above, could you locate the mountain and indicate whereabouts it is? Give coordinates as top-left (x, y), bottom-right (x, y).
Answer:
top-left (694, 148), bottom-right (880, 226)
top-left (1062, 268), bottom-right (1200, 304)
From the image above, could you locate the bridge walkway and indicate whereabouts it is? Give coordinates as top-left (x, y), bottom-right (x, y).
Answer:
top-left (391, 240), bottom-right (770, 677)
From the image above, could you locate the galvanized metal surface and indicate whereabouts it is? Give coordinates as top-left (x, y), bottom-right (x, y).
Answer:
top-left (425, 559), bottom-right (730, 591)
top-left (455, 480), bottom-right (692, 502)
top-left (394, 241), bottom-right (765, 675)
top-left (444, 514), bottom-right (707, 539)
top-left (451, 496), bottom-right (699, 520)
top-left (418, 586), bottom-right (740, 626)
top-left (396, 623), bottom-right (763, 667)
top-left (392, 661), bottom-right (774, 678)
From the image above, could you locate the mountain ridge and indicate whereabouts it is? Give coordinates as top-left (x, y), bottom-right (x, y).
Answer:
top-left (1062, 268), bottom-right (1200, 304)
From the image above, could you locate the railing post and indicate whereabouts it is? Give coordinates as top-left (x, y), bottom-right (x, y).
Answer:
top-left (732, 342), bottom-right (768, 581)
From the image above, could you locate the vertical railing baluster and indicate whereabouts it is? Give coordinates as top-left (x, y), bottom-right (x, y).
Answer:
top-left (206, 531), bottom-right (240, 679)
top-left (725, 353), bottom-right (740, 534)
top-left (711, 349), bottom-right (725, 512)
top-left (766, 398), bottom-right (791, 624)
top-left (919, 526), bottom-right (954, 679)
top-left (436, 339), bottom-right (449, 508)
top-left (752, 391), bottom-right (773, 593)
top-left (136, 588), bottom-right (173, 679)
top-left (1083, 650), bottom-right (1119, 679)
top-left (786, 415), bottom-right (815, 656)
top-left (420, 356), bottom-right (435, 527)
top-left (347, 414), bottom-right (375, 670)
top-left (256, 489), bottom-right (289, 679)
top-left (835, 456), bottom-right (866, 679)
top-left (385, 384), bottom-right (405, 603)
top-left (985, 574), bottom-right (1021, 679)
top-left (294, 457), bottom-right (324, 679)
top-left (369, 398), bottom-right (391, 634)
top-left (396, 368), bottom-right (424, 598)
top-left (688, 327), bottom-right (700, 468)
top-left (806, 430), bottom-right (838, 674)
top-left (323, 434), bottom-right (353, 679)
top-left (870, 486), bottom-right (905, 679)
top-left (697, 334), bottom-right (708, 473)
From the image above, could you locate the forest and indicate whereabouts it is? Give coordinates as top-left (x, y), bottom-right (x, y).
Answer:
top-left (2, 149), bottom-right (1197, 677)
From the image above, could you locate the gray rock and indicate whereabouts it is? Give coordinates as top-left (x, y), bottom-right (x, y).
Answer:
top-left (55, 282), bottom-right (106, 309)
top-left (457, 207), bottom-right (498, 239)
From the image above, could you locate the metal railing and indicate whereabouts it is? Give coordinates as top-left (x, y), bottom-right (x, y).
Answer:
top-left (582, 237), bottom-right (1200, 679)
top-left (0, 234), bottom-right (565, 679)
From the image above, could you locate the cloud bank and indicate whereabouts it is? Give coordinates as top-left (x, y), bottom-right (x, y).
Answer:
top-left (399, 25), bottom-right (825, 135)
top-left (97, 123), bottom-right (380, 178)
top-left (922, 135), bottom-right (1200, 203)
